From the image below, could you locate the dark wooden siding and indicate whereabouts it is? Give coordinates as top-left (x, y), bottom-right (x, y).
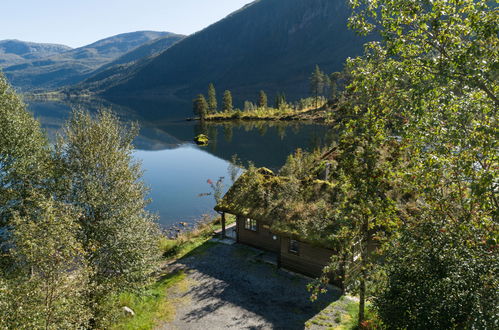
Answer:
top-left (280, 237), bottom-right (334, 279)
top-left (236, 216), bottom-right (280, 252)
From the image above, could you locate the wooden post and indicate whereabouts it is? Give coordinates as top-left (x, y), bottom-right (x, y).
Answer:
top-left (221, 212), bottom-right (226, 238)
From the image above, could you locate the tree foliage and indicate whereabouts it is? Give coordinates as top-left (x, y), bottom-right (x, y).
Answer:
top-left (0, 73), bottom-right (161, 328)
top-left (310, 65), bottom-right (326, 108)
top-left (276, 1), bottom-right (499, 327)
top-left (1, 196), bottom-right (91, 329)
top-left (258, 90), bottom-right (268, 108)
top-left (193, 94), bottom-right (208, 120)
top-left (207, 83), bottom-right (217, 113)
top-left (375, 218), bottom-right (498, 329)
top-left (274, 92), bottom-right (287, 109)
top-left (0, 74), bottom-right (49, 231)
top-left (329, 0), bottom-right (499, 326)
top-left (222, 90), bottom-right (233, 112)
top-left (56, 110), bottom-right (161, 326)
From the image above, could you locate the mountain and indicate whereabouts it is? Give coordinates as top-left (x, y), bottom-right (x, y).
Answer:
top-left (0, 40), bottom-right (72, 67)
top-left (91, 0), bottom-right (370, 108)
top-left (72, 33), bottom-right (185, 93)
top-left (2, 31), bottom-right (179, 91)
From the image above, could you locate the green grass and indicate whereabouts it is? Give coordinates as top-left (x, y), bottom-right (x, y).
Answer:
top-left (203, 98), bottom-right (328, 121)
top-left (336, 299), bottom-right (381, 330)
top-left (205, 106), bottom-right (314, 121)
top-left (159, 214), bottom-right (235, 259)
top-left (112, 271), bottom-right (187, 330)
top-left (305, 296), bottom-right (382, 330)
top-left (158, 235), bottom-right (212, 259)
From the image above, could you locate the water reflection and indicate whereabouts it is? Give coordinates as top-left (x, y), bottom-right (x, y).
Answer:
top-left (192, 120), bottom-right (336, 169)
top-left (27, 98), bottom-right (336, 226)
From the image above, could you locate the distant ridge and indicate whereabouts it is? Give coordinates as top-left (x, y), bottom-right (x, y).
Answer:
top-left (2, 31), bottom-right (182, 91)
top-left (88, 0), bottom-right (370, 109)
top-left (0, 40), bottom-right (71, 67)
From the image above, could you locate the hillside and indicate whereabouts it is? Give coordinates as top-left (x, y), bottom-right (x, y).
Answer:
top-left (3, 31), bottom-right (174, 91)
top-left (0, 40), bottom-right (72, 67)
top-left (91, 0), bottom-right (370, 108)
top-left (71, 33), bottom-right (185, 93)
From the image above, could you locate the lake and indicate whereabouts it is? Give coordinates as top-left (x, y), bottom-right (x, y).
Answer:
top-left (28, 99), bottom-right (336, 228)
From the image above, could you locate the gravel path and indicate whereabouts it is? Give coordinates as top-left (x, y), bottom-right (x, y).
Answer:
top-left (160, 242), bottom-right (341, 330)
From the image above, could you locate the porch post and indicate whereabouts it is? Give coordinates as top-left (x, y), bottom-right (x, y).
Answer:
top-left (221, 212), bottom-right (226, 238)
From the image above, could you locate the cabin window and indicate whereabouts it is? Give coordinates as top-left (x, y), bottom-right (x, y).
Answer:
top-left (244, 218), bottom-right (257, 231)
top-left (289, 239), bottom-right (300, 254)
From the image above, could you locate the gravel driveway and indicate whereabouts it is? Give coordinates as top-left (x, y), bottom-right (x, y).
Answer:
top-left (160, 242), bottom-right (341, 329)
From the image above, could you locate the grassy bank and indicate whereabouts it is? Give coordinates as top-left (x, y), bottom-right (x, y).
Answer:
top-left (201, 104), bottom-right (332, 122)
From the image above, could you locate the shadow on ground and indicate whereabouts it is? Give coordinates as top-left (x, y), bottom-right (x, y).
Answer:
top-left (166, 241), bottom-right (341, 329)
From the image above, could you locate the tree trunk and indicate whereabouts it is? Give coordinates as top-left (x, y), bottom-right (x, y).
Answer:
top-left (358, 276), bottom-right (366, 325)
top-left (221, 212), bottom-right (226, 238)
top-left (358, 216), bottom-right (369, 326)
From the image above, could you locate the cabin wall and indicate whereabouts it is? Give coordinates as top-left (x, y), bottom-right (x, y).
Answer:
top-left (280, 237), bottom-right (334, 279)
top-left (236, 216), bottom-right (280, 253)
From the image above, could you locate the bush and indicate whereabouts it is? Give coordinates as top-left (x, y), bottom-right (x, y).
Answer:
top-left (231, 110), bottom-right (242, 119)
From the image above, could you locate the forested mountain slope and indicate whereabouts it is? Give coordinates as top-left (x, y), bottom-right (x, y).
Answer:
top-left (89, 0), bottom-right (370, 106)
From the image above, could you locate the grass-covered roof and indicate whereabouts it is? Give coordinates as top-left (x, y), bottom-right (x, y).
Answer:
top-left (215, 167), bottom-right (340, 249)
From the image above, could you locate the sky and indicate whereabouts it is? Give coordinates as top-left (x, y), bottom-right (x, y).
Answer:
top-left (1, 0), bottom-right (252, 48)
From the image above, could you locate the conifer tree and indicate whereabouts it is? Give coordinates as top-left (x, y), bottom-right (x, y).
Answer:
top-left (222, 90), bottom-right (233, 112)
top-left (193, 94), bottom-right (208, 120)
top-left (258, 90), bottom-right (268, 108)
top-left (274, 92), bottom-right (286, 109)
top-left (207, 83), bottom-right (217, 113)
top-left (310, 65), bottom-right (325, 108)
top-left (328, 72), bottom-right (342, 101)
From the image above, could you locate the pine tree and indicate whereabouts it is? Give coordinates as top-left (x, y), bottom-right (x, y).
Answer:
top-left (56, 110), bottom-right (161, 327)
top-left (207, 83), bottom-right (217, 113)
top-left (329, 72), bottom-right (342, 101)
top-left (310, 65), bottom-right (325, 109)
top-left (274, 92), bottom-right (287, 109)
top-left (258, 90), bottom-right (268, 108)
top-left (193, 94), bottom-right (208, 120)
top-left (222, 90), bottom-right (233, 112)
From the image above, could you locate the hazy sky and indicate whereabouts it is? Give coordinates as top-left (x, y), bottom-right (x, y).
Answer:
top-left (1, 0), bottom-right (252, 48)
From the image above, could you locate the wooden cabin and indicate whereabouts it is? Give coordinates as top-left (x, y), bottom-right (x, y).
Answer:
top-left (215, 167), bottom-right (341, 282)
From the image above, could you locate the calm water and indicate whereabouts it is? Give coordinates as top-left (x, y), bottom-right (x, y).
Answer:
top-left (28, 99), bottom-right (336, 227)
